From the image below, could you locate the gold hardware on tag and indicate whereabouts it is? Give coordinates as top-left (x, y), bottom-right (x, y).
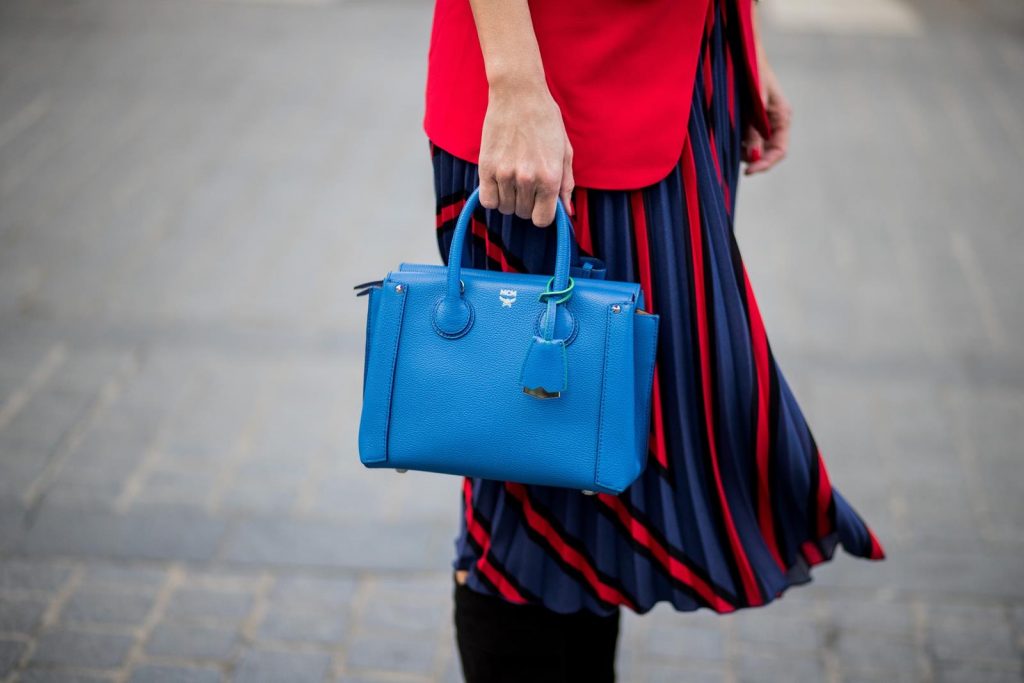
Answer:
top-left (523, 386), bottom-right (560, 399)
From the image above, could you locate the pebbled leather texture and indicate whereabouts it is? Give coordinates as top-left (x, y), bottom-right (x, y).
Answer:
top-left (357, 189), bottom-right (660, 494)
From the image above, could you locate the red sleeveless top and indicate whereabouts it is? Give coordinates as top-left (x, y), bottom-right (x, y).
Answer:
top-left (423, 0), bottom-right (769, 190)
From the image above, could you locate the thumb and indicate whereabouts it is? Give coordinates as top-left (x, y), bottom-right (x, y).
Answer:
top-left (560, 150), bottom-right (575, 217)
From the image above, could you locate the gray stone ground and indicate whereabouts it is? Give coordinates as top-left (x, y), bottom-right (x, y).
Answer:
top-left (0, 0), bottom-right (1021, 680)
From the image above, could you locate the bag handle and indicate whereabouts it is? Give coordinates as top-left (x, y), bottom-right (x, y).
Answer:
top-left (433, 187), bottom-right (573, 338)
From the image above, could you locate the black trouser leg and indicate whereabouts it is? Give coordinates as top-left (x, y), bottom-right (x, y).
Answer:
top-left (562, 606), bottom-right (620, 682)
top-left (453, 580), bottom-right (620, 683)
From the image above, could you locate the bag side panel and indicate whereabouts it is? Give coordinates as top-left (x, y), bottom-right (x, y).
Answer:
top-left (358, 281), bottom-right (409, 465)
top-left (594, 302), bottom-right (645, 493)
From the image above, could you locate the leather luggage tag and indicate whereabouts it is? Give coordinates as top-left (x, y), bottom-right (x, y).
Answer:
top-left (519, 335), bottom-right (568, 399)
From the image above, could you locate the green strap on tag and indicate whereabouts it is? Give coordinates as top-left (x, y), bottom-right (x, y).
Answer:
top-left (538, 276), bottom-right (575, 305)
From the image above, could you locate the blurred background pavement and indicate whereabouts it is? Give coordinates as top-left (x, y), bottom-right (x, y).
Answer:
top-left (0, 0), bottom-right (1022, 680)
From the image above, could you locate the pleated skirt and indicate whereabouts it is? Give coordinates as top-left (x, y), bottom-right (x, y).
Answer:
top-left (430, 0), bottom-right (885, 616)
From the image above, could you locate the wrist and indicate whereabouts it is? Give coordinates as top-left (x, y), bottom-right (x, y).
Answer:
top-left (486, 63), bottom-right (547, 97)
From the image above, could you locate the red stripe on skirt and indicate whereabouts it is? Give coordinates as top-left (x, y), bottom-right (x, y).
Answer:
top-left (469, 217), bottom-right (510, 271)
top-left (630, 192), bottom-right (655, 310)
top-left (436, 198), bottom-right (464, 229)
top-left (682, 140), bottom-right (763, 606)
top-left (867, 529), bottom-right (887, 560)
top-left (576, 188), bottom-right (593, 256)
top-left (437, 199), bottom-right (512, 271)
top-left (801, 540), bottom-right (824, 565)
top-left (464, 479), bottom-right (527, 603)
top-left (815, 451), bottom-right (834, 540)
top-left (505, 483), bottom-right (635, 610)
top-left (629, 192), bottom-right (669, 470)
top-left (598, 495), bottom-right (736, 612)
top-left (648, 375), bottom-right (668, 470)
top-left (702, 0), bottom-right (715, 107)
top-left (743, 265), bottom-right (785, 570)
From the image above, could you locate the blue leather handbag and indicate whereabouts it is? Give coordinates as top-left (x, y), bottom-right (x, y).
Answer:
top-left (355, 188), bottom-right (659, 494)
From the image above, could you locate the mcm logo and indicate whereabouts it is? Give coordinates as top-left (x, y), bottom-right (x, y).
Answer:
top-left (499, 288), bottom-right (517, 308)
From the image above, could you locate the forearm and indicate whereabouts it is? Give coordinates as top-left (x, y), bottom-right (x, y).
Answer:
top-left (751, 2), bottom-right (769, 85)
top-left (468, 0), bottom-right (547, 93)
top-left (467, 0), bottom-right (574, 224)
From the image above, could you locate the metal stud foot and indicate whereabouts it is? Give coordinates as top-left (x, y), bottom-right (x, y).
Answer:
top-left (582, 489), bottom-right (596, 496)
top-left (395, 468), bottom-right (408, 473)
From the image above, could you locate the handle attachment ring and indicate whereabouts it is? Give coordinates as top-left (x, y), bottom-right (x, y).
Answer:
top-left (538, 276), bottom-right (575, 305)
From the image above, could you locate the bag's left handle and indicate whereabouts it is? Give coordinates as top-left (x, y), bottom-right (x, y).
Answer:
top-left (434, 188), bottom-right (574, 338)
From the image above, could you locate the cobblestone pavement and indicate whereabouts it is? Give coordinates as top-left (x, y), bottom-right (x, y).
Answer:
top-left (0, 0), bottom-right (1022, 681)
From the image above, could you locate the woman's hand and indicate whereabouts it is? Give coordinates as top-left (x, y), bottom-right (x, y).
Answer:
top-left (743, 7), bottom-right (792, 176)
top-left (478, 80), bottom-right (574, 228)
top-left (743, 64), bottom-right (792, 175)
top-left (468, 0), bottom-right (573, 227)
